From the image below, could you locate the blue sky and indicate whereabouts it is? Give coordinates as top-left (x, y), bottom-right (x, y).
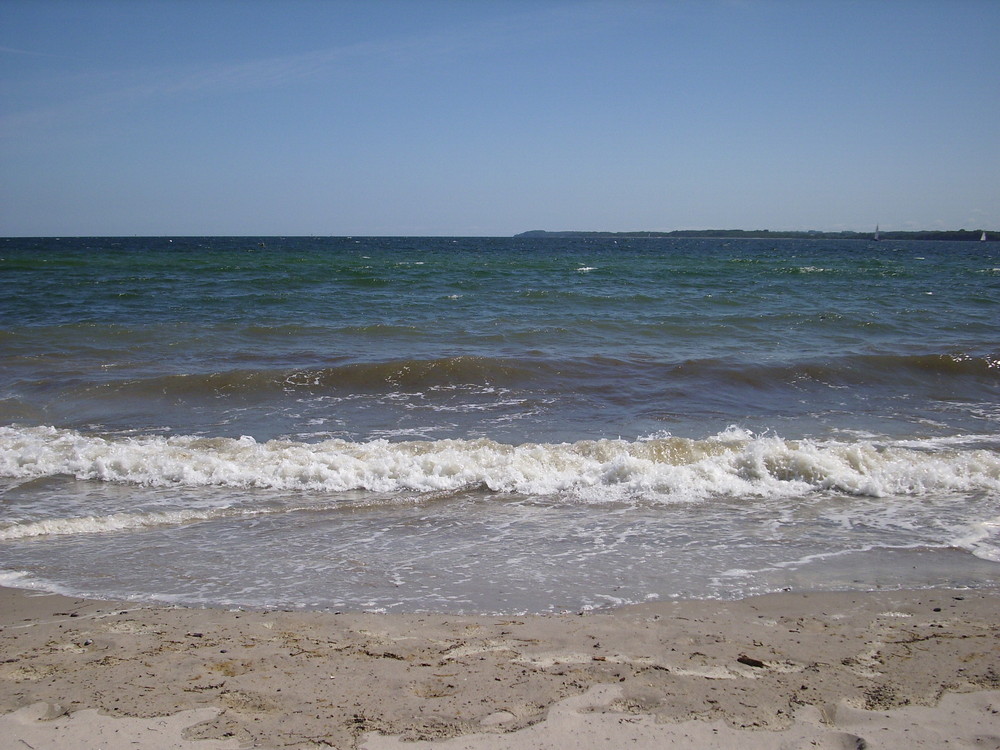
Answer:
top-left (2, 0), bottom-right (998, 236)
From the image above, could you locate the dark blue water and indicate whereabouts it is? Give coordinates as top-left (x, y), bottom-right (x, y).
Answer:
top-left (3, 236), bottom-right (998, 443)
top-left (1, 236), bottom-right (999, 612)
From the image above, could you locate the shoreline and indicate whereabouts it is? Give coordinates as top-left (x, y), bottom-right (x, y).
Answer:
top-left (1, 585), bottom-right (998, 748)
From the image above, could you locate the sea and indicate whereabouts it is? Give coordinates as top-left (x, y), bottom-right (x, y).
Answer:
top-left (2, 236), bottom-right (999, 614)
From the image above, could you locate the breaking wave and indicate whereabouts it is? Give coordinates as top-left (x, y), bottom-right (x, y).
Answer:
top-left (2, 425), bottom-right (998, 504)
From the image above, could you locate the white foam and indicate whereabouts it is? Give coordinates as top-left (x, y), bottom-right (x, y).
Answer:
top-left (1, 425), bottom-right (998, 504)
top-left (950, 516), bottom-right (1000, 562)
top-left (0, 508), bottom-right (217, 540)
top-left (0, 568), bottom-right (80, 597)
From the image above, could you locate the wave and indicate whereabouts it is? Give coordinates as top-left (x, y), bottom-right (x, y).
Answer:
top-left (0, 500), bottom-right (373, 541)
top-left (29, 351), bottom-right (999, 405)
top-left (61, 356), bottom-right (549, 399)
top-left (2, 425), bottom-right (998, 504)
top-left (0, 508), bottom-right (223, 541)
top-left (669, 352), bottom-right (1000, 388)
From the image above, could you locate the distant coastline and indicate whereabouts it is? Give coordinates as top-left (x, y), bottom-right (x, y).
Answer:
top-left (515, 229), bottom-right (994, 241)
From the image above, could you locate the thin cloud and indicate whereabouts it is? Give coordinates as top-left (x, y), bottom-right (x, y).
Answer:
top-left (0, 44), bottom-right (64, 58)
top-left (2, 1), bottom-right (620, 132)
top-left (1, 37), bottom-right (421, 137)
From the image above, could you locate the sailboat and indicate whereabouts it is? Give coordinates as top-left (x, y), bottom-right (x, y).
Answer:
top-left (874, 225), bottom-right (880, 241)
top-left (981, 231), bottom-right (988, 242)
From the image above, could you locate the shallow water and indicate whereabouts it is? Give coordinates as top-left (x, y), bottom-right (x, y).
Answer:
top-left (2, 236), bottom-right (999, 611)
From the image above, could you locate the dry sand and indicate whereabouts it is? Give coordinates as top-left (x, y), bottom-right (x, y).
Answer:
top-left (1, 585), bottom-right (998, 749)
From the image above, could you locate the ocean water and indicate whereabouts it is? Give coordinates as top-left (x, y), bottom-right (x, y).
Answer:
top-left (1, 236), bottom-right (999, 613)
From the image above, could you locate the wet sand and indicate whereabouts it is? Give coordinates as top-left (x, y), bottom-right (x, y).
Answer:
top-left (1, 585), bottom-right (998, 748)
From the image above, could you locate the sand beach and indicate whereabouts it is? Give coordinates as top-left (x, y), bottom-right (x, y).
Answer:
top-left (6, 0), bottom-right (1000, 746)
top-left (1, 585), bottom-right (998, 748)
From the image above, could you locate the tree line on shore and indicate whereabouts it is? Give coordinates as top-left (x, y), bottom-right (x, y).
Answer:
top-left (516, 229), bottom-right (992, 241)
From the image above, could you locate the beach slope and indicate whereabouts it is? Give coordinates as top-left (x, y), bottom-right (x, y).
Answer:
top-left (1, 586), bottom-right (998, 748)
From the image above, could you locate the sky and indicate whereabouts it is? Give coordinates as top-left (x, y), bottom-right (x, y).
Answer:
top-left (1, 0), bottom-right (998, 237)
